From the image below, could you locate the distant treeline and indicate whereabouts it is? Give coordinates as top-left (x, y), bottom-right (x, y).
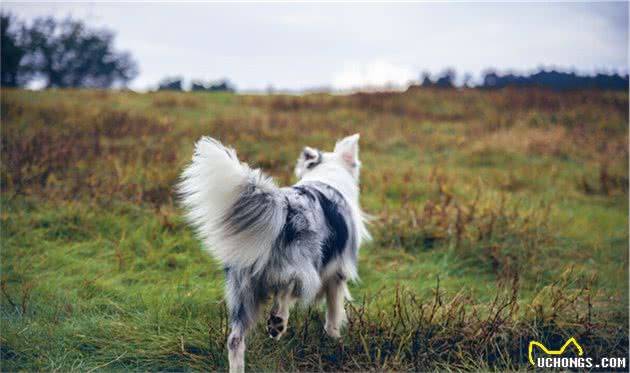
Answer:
top-left (481, 70), bottom-right (628, 91)
top-left (416, 69), bottom-right (629, 91)
top-left (157, 77), bottom-right (235, 92)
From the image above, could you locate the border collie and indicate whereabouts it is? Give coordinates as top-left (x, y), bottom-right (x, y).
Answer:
top-left (178, 134), bottom-right (369, 372)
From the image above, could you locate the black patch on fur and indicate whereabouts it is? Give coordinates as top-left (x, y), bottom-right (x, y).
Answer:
top-left (276, 197), bottom-right (299, 246)
top-left (228, 334), bottom-right (243, 350)
top-left (306, 150), bottom-right (323, 169)
top-left (291, 279), bottom-right (303, 298)
top-left (308, 186), bottom-right (349, 267)
top-left (231, 302), bottom-right (246, 324)
top-left (293, 185), bottom-right (317, 201)
top-left (223, 184), bottom-right (274, 235)
top-left (336, 271), bottom-right (347, 282)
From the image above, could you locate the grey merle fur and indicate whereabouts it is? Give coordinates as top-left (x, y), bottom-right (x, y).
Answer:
top-left (222, 180), bottom-right (357, 330)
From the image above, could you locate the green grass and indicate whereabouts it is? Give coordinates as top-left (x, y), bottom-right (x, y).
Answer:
top-left (1, 88), bottom-right (628, 371)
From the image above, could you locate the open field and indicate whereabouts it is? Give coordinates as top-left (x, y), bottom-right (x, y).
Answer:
top-left (1, 87), bottom-right (628, 371)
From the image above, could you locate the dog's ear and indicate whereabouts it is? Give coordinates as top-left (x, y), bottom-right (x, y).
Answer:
top-left (334, 134), bottom-right (360, 167)
top-left (301, 146), bottom-right (320, 162)
top-left (295, 147), bottom-right (321, 178)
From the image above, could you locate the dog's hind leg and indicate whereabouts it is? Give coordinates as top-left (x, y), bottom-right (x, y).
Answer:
top-left (324, 276), bottom-right (348, 339)
top-left (267, 285), bottom-right (296, 340)
top-left (227, 322), bottom-right (246, 373)
top-left (225, 271), bottom-right (265, 373)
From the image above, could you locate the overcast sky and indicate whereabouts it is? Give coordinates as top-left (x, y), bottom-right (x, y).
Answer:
top-left (3, 2), bottom-right (628, 91)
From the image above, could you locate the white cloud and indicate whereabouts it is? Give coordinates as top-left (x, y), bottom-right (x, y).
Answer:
top-left (332, 60), bottom-right (417, 91)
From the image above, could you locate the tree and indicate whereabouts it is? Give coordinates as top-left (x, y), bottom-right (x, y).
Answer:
top-left (434, 69), bottom-right (456, 88)
top-left (420, 71), bottom-right (433, 87)
top-left (20, 16), bottom-right (137, 88)
top-left (419, 70), bottom-right (456, 89)
top-left (190, 80), bottom-right (206, 91)
top-left (157, 77), bottom-right (183, 91)
top-left (208, 80), bottom-right (234, 92)
top-left (190, 79), bottom-right (235, 92)
top-left (1, 13), bottom-right (28, 87)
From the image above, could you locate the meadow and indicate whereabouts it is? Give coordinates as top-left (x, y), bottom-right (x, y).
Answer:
top-left (1, 87), bottom-right (628, 371)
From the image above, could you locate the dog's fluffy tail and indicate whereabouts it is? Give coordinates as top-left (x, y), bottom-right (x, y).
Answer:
top-left (178, 137), bottom-right (284, 272)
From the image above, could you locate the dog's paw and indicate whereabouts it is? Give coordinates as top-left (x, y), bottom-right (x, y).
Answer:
top-left (324, 323), bottom-right (341, 339)
top-left (267, 314), bottom-right (287, 340)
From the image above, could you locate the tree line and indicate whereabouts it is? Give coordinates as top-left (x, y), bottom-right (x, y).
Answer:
top-left (1, 13), bottom-right (235, 92)
top-left (417, 69), bottom-right (628, 91)
top-left (157, 77), bottom-right (235, 92)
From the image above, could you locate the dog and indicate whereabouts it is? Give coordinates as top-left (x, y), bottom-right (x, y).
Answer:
top-left (178, 134), bottom-right (369, 373)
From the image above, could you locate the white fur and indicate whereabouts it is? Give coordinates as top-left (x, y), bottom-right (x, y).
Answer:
top-left (177, 137), bottom-right (282, 273)
top-left (298, 134), bottom-right (372, 266)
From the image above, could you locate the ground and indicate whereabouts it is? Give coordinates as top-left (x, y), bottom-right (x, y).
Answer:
top-left (1, 87), bottom-right (628, 371)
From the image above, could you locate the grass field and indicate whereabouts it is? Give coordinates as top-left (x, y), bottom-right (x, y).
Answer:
top-left (1, 87), bottom-right (628, 371)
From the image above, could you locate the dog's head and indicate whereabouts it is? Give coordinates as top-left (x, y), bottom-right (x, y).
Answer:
top-left (295, 134), bottom-right (361, 181)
